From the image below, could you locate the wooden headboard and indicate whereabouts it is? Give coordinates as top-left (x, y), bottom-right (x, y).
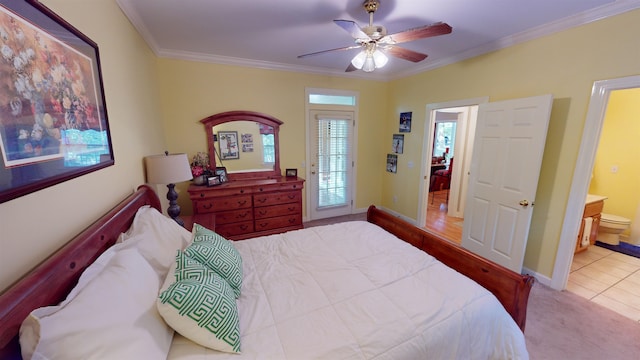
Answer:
top-left (366, 205), bottom-right (534, 331)
top-left (0, 185), bottom-right (161, 358)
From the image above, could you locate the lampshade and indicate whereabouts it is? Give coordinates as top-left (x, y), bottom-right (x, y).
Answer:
top-left (350, 46), bottom-right (388, 73)
top-left (145, 153), bottom-right (193, 184)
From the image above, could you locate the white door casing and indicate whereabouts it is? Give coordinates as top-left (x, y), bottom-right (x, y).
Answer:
top-left (461, 94), bottom-right (553, 273)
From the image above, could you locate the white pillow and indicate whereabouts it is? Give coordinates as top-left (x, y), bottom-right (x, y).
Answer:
top-left (158, 251), bottom-right (241, 353)
top-left (118, 206), bottom-right (192, 279)
top-left (19, 248), bottom-right (174, 360)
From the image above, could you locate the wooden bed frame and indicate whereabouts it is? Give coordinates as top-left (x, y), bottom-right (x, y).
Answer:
top-left (0, 185), bottom-right (534, 358)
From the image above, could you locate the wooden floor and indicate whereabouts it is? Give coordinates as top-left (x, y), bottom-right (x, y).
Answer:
top-left (304, 190), bottom-right (463, 245)
top-left (426, 190), bottom-right (463, 244)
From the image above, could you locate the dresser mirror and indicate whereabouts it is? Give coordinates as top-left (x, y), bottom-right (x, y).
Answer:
top-left (201, 111), bottom-right (282, 180)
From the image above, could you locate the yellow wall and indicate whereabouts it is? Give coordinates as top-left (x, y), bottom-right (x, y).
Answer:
top-left (589, 88), bottom-right (640, 234)
top-left (0, 0), bottom-right (167, 291)
top-left (156, 59), bottom-right (388, 215)
top-left (2, 2), bottom-right (640, 293)
top-left (386, 9), bottom-right (640, 277)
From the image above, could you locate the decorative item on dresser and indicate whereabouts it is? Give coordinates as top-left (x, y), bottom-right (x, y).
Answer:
top-left (191, 110), bottom-right (305, 239)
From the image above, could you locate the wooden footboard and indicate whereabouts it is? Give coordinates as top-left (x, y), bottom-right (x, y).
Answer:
top-left (0, 185), bottom-right (161, 357)
top-left (367, 205), bottom-right (534, 331)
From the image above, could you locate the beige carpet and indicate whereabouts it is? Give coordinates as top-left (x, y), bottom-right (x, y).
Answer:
top-left (525, 282), bottom-right (640, 359)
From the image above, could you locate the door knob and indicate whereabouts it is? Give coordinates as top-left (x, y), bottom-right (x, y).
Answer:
top-left (519, 200), bottom-right (529, 207)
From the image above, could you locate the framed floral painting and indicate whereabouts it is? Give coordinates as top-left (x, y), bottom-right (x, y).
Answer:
top-left (0, 0), bottom-right (113, 204)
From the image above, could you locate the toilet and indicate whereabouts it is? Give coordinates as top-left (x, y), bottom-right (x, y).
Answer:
top-left (598, 213), bottom-right (632, 245)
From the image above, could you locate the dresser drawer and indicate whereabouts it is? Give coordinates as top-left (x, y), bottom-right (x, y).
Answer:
top-left (194, 194), bottom-right (252, 213)
top-left (253, 191), bottom-right (301, 207)
top-left (253, 181), bottom-right (303, 193)
top-left (254, 202), bottom-right (302, 220)
top-left (254, 215), bottom-right (302, 232)
top-left (215, 208), bottom-right (253, 225)
top-left (215, 221), bottom-right (254, 238)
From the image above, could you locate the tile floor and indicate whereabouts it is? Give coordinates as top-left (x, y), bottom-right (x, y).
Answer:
top-left (568, 244), bottom-right (640, 322)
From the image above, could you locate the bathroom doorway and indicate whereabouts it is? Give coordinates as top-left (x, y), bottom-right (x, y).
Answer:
top-left (552, 75), bottom-right (640, 290)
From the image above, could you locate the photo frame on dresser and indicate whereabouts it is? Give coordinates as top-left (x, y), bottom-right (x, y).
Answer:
top-left (215, 167), bottom-right (228, 183)
top-left (0, 0), bottom-right (113, 204)
top-left (285, 168), bottom-right (297, 177)
top-left (207, 176), bottom-right (221, 186)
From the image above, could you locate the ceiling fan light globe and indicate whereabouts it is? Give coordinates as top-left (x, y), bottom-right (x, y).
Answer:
top-left (351, 51), bottom-right (367, 69)
top-left (372, 49), bottom-right (388, 68)
top-left (362, 56), bottom-right (376, 72)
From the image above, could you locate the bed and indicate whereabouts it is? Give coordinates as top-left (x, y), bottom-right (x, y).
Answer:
top-left (0, 185), bottom-right (534, 359)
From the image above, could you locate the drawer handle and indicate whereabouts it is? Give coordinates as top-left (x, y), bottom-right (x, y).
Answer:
top-left (203, 203), bottom-right (213, 210)
top-left (288, 218), bottom-right (296, 224)
top-left (259, 187), bottom-right (264, 192)
top-left (257, 198), bottom-right (267, 203)
top-left (240, 224), bottom-right (248, 230)
top-left (287, 194), bottom-right (296, 199)
top-left (240, 189), bottom-right (244, 194)
top-left (237, 213), bottom-right (248, 219)
top-left (258, 222), bottom-right (268, 228)
top-left (238, 200), bottom-right (247, 206)
top-left (293, 185), bottom-right (297, 189)
top-left (259, 210), bottom-right (267, 216)
top-left (288, 207), bottom-right (295, 211)
top-left (200, 193), bottom-right (205, 198)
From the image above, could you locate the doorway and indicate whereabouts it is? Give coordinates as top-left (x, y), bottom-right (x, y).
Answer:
top-left (552, 75), bottom-right (640, 290)
top-left (305, 88), bottom-right (358, 221)
top-left (417, 97), bottom-right (488, 231)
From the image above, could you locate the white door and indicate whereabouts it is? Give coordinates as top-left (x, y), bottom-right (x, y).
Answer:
top-left (309, 110), bottom-right (354, 219)
top-left (461, 94), bottom-right (553, 273)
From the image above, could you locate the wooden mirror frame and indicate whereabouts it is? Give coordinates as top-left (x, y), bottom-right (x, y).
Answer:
top-left (201, 110), bottom-right (282, 180)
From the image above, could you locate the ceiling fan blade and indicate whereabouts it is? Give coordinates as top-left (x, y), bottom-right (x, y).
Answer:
top-left (298, 45), bottom-right (361, 59)
top-left (384, 46), bottom-right (428, 63)
top-left (384, 22), bottom-right (452, 44)
top-left (345, 63), bottom-right (358, 72)
top-left (334, 19), bottom-right (369, 39)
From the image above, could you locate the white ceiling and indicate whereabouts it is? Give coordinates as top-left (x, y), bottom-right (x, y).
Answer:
top-left (116, 0), bottom-right (640, 81)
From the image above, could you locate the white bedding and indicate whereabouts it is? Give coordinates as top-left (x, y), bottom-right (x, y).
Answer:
top-left (168, 221), bottom-right (528, 359)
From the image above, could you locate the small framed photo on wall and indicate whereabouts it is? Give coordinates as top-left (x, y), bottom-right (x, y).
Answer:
top-left (399, 112), bottom-right (412, 133)
top-left (218, 131), bottom-right (239, 160)
top-left (386, 154), bottom-right (398, 173)
top-left (392, 134), bottom-right (404, 154)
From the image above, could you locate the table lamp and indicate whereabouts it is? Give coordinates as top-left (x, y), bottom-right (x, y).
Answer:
top-left (145, 151), bottom-right (193, 226)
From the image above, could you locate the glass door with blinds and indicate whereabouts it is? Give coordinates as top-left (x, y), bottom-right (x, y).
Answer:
top-left (309, 110), bottom-right (354, 219)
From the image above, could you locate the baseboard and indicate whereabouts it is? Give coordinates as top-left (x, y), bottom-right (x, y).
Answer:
top-left (376, 206), bottom-right (417, 225)
top-left (522, 266), bottom-right (553, 288)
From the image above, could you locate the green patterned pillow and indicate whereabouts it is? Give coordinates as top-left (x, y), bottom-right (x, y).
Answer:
top-left (158, 252), bottom-right (241, 353)
top-left (185, 224), bottom-right (242, 298)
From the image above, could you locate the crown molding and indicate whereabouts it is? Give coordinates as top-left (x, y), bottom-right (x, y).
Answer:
top-left (118, 0), bottom-right (640, 82)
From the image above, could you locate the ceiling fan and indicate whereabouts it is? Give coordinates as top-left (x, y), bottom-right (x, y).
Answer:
top-left (298, 0), bottom-right (452, 72)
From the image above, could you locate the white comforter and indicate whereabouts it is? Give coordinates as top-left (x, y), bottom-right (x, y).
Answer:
top-left (168, 221), bottom-right (528, 359)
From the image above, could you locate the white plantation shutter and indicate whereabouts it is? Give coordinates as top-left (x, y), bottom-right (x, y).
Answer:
top-left (315, 114), bottom-right (352, 208)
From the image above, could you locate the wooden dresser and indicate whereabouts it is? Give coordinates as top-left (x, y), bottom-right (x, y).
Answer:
top-left (188, 176), bottom-right (304, 240)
